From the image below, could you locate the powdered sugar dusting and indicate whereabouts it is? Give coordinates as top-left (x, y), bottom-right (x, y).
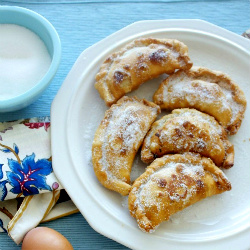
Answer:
top-left (172, 109), bottom-right (224, 136)
top-left (119, 43), bottom-right (178, 62)
top-left (0, 24), bottom-right (51, 100)
top-left (195, 70), bottom-right (245, 127)
top-left (135, 161), bottom-right (205, 213)
top-left (159, 68), bottom-right (246, 132)
top-left (220, 87), bottom-right (242, 124)
top-left (99, 100), bottom-right (158, 182)
top-left (163, 73), bottom-right (231, 115)
top-left (142, 112), bottom-right (226, 166)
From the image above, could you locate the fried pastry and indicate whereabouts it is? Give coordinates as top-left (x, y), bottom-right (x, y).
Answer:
top-left (128, 153), bottom-right (231, 233)
top-left (141, 108), bottom-right (234, 168)
top-left (153, 67), bottom-right (247, 134)
top-left (92, 96), bottom-right (160, 195)
top-left (95, 38), bottom-right (193, 106)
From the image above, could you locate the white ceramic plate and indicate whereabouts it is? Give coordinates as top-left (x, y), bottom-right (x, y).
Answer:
top-left (51, 20), bottom-right (250, 250)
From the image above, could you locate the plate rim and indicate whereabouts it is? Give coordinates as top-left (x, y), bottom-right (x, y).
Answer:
top-left (51, 19), bottom-right (250, 250)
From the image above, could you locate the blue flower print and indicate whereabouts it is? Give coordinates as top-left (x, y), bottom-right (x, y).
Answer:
top-left (0, 164), bottom-right (7, 201)
top-left (6, 153), bottom-right (52, 196)
top-left (0, 218), bottom-right (7, 233)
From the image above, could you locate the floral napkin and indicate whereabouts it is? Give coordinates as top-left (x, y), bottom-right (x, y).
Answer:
top-left (0, 117), bottom-right (59, 201)
top-left (0, 118), bottom-right (78, 244)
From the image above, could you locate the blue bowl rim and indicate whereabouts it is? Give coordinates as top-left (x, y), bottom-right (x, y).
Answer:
top-left (0, 6), bottom-right (61, 111)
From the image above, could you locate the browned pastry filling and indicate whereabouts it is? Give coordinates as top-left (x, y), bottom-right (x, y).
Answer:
top-left (95, 38), bottom-right (192, 106)
top-left (92, 96), bottom-right (160, 195)
top-left (153, 66), bottom-right (247, 135)
top-left (128, 153), bottom-right (231, 233)
top-left (141, 108), bottom-right (234, 169)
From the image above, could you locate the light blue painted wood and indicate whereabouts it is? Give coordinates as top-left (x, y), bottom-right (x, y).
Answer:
top-left (0, 0), bottom-right (249, 249)
top-left (0, 0), bottom-right (249, 123)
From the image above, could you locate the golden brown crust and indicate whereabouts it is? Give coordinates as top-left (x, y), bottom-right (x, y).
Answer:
top-left (141, 108), bottom-right (234, 168)
top-left (153, 66), bottom-right (247, 135)
top-left (92, 96), bottom-right (160, 195)
top-left (128, 153), bottom-right (231, 232)
top-left (95, 38), bottom-right (193, 106)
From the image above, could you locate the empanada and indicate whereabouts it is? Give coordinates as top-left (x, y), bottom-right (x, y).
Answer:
top-left (128, 153), bottom-right (231, 233)
top-left (153, 67), bottom-right (247, 134)
top-left (92, 96), bottom-right (160, 195)
top-left (141, 108), bottom-right (234, 168)
top-left (95, 38), bottom-right (193, 106)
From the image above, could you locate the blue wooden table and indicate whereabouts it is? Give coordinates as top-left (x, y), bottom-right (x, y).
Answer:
top-left (0, 0), bottom-right (249, 249)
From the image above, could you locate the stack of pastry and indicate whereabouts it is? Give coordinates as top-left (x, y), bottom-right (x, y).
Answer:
top-left (91, 38), bottom-right (247, 232)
